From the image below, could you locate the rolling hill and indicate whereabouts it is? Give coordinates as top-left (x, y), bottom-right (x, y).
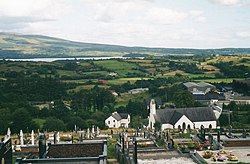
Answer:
top-left (0, 32), bottom-right (250, 58)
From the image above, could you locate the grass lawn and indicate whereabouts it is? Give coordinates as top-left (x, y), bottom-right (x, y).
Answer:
top-left (115, 92), bottom-right (150, 108)
top-left (68, 84), bottom-right (110, 92)
top-left (33, 118), bottom-right (46, 129)
top-left (93, 59), bottom-right (142, 76)
top-left (107, 77), bottom-right (152, 85)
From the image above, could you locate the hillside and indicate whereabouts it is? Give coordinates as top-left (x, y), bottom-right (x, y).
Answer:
top-left (0, 32), bottom-right (250, 58)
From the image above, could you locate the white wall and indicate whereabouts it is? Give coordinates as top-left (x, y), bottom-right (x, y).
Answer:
top-left (161, 124), bottom-right (173, 131)
top-left (120, 115), bottom-right (130, 128)
top-left (148, 114), bottom-right (155, 129)
top-left (105, 116), bottom-right (120, 128)
top-left (174, 115), bottom-right (194, 130)
top-left (193, 121), bottom-right (216, 129)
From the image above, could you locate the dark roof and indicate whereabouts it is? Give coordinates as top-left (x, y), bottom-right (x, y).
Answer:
top-left (111, 112), bottom-right (129, 120)
top-left (112, 112), bottom-right (122, 120)
top-left (169, 111), bottom-right (183, 125)
top-left (155, 107), bottom-right (217, 124)
top-left (194, 92), bottom-right (225, 101)
top-left (119, 113), bottom-right (129, 119)
top-left (47, 143), bottom-right (103, 158)
top-left (145, 98), bottom-right (162, 106)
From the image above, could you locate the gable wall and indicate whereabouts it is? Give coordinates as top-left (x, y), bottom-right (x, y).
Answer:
top-left (105, 116), bottom-right (121, 128)
top-left (174, 115), bottom-right (194, 130)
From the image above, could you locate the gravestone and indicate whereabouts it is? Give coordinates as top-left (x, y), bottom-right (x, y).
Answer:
top-left (228, 125), bottom-right (232, 136)
top-left (31, 130), bottom-right (35, 145)
top-left (0, 138), bottom-right (12, 164)
top-left (38, 134), bottom-right (46, 158)
top-left (217, 130), bottom-right (220, 142)
top-left (20, 130), bottom-right (24, 146)
top-left (242, 129), bottom-right (247, 138)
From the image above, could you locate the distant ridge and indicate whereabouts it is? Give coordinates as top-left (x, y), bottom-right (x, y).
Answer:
top-left (0, 32), bottom-right (250, 58)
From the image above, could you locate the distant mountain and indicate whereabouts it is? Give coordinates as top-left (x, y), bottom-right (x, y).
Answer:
top-left (0, 32), bottom-right (250, 58)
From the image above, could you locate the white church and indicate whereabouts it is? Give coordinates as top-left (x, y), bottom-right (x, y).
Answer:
top-left (148, 99), bottom-right (222, 131)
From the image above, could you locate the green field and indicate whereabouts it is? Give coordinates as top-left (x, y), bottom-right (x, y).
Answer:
top-left (107, 77), bottom-right (152, 85)
top-left (93, 60), bottom-right (142, 76)
top-left (194, 78), bottom-right (244, 83)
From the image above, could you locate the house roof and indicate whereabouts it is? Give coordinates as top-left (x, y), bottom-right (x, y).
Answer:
top-left (183, 82), bottom-right (198, 88)
top-left (194, 92), bottom-right (225, 101)
top-left (145, 98), bottom-right (162, 106)
top-left (183, 82), bottom-right (215, 89)
top-left (154, 107), bottom-right (217, 125)
top-left (111, 112), bottom-right (129, 121)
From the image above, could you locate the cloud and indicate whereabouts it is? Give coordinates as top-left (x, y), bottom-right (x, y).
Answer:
top-left (0, 0), bottom-right (69, 30)
top-left (208, 0), bottom-right (245, 6)
top-left (236, 31), bottom-right (250, 38)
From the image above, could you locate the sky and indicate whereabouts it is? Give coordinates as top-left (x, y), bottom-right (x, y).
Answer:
top-left (0, 0), bottom-right (250, 48)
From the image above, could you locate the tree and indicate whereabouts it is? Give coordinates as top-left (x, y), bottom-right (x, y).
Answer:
top-left (12, 108), bottom-right (37, 133)
top-left (154, 121), bottom-right (162, 131)
top-left (43, 117), bottom-right (66, 131)
top-left (173, 90), bottom-right (195, 108)
top-left (66, 116), bottom-right (87, 130)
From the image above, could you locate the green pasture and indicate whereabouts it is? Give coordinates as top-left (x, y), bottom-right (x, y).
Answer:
top-left (93, 59), bottom-right (142, 76)
top-left (194, 78), bottom-right (244, 83)
top-left (107, 77), bottom-right (152, 85)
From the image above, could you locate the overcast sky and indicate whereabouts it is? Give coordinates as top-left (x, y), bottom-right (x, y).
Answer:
top-left (0, 0), bottom-right (250, 48)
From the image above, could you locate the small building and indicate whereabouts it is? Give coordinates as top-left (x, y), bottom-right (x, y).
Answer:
top-left (230, 96), bottom-right (250, 105)
top-left (111, 90), bottom-right (118, 97)
top-left (148, 99), bottom-right (218, 131)
top-left (105, 112), bottom-right (130, 128)
top-left (128, 88), bottom-right (149, 94)
top-left (183, 82), bottom-right (216, 94)
top-left (193, 91), bottom-right (225, 105)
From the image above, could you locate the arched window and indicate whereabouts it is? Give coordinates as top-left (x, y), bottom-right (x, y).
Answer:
top-left (209, 124), bottom-right (212, 129)
top-left (178, 125), bottom-right (181, 131)
top-left (187, 124), bottom-right (191, 131)
top-left (182, 122), bottom-right (186, 130)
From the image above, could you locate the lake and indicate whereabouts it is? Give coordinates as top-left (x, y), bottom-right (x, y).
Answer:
top-left (1, 56), bottom-right (138, 62)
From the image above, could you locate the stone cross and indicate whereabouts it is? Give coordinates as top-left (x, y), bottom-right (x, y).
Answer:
top-left (31, 130), bottom-right (35, 145)
top-left (20, 130), bottom-right (24, 146)
top-left (7, 128), bottom-right (11, 139)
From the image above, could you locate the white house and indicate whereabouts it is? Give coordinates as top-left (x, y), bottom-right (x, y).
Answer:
top-left (105, 112), bottom-right (130, 128)
top-left (148, 99), bottom-right (218, 131)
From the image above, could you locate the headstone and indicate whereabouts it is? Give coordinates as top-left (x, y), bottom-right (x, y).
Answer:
top-left (56, 131), bottom-right (60, 142)
top-left (96, 127), bottom-right (100, 136)
top-left (91, 125), bottom-right (95, 138)
top-left (7, 128), bottom-right (11, 139)
top-left (228, 125), bottom-right (232, 136)
top-left (133, 138), bottom-right (138, 164)
top-left (38, 134), bottom-right (46, 158)
top-left (217, 130), bottom-right (220, 142)
top-left (168, 139), bottom-right (174, 150)
top-left (53, 131), bottom-right (57, 144)
top-left (20, 130), bottom-right (24, 146)
top-left (31, 130), bottom-right (35, 145)
top-left (242, 129), bottom-right (247, 138)
top-left (87, 128), bottom-right (90, 139)
top-left (208, 133), bottom-right (213, 144)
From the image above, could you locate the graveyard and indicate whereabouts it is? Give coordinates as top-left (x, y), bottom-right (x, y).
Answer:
top-left (1, 125), bottom-right (250, 163)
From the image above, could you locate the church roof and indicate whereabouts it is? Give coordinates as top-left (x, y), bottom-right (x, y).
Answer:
top-left (154, 107), bottom-right (217, 125)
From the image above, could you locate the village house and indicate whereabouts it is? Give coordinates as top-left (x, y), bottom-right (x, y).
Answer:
top-left (105, 112), bottom-right (130, 128)
top-left (148, 99), bottom-right (219, 131)
top-left (183, 82), bottom-right (216, 95)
